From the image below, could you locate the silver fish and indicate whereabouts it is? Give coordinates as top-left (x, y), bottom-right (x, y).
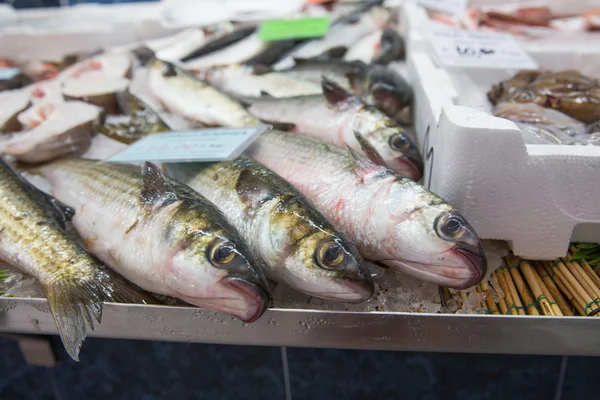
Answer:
top-left (167, 157), bottom-right (374, 302)
top-left (40, 159), bottom-right (270, 322)
top-left (246, 129), bottom-right (487, 290)
top-left (247, 78), bottom-right (423, 181)
top-left (0, 158), bottom-right (150, 360)
top-left (148, 59), bottom-right (259, 127)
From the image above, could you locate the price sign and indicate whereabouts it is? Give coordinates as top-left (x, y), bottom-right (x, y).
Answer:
top-left (259, 17), bottom-right (330, 41)
top-left (109, 126), bottom-right (267, 163)
top-left (418, 0), bottom-right (467, 15)
top-left (429, 30), bottom-right (538, 70)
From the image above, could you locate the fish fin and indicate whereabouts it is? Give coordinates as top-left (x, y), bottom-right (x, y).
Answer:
top-left (291, 57), bottom-right (313, 65)
top-left (314, 46), bottom-right (347, 60)
top-left (140, 162), bottom-right (178, 208)
top-left (45, 195), bottom-right (75, 228)
top-left (43, 267), bottom-right (156, 361)
top-left (235, 168), bottom-right (276, 209)
top-left (353, 130), bottom-right (388, 168)
top-left (259, 91), bottom-right (276, 99)
top-left (346, 142), bottom-right (389, 183)
top-left (259, 119), bottom-right (296, 131)
top-left (322, 77), bottom-right (353, 105)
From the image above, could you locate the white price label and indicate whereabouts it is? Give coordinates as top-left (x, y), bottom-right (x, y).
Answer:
top-left (417, 0), bottom-right (467, 15)
top-left (109, 126), bottom-right (267, 163)
top-left (429, 30), bottom-right (538, 70)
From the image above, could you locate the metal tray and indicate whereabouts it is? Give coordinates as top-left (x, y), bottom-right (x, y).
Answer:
top-left (1, 298), bottom-right (598, 356)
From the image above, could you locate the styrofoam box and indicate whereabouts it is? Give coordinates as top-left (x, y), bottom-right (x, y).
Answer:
top-left (403, 1), bottom-right (600, 260)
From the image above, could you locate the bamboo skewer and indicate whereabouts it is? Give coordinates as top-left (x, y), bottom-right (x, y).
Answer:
top-left (491, 271), bottom-right (509, 314)
top-left (547, 261), bottom-right (598, 316)
top-left (480, 281), bottom-right (500, 315)
top-left (520, 261), bottom-right (555, 316)
top-left (501, 262), bottom-right (526, 315)
top-left (529, 262), bottom-right (563, 316)
top-left (564, 259), bottom-right (600, 303)
top-left (534, 262), bottom-right (573, 316)
top-left (475, 284), bottom-right (488, 313)
top-left (506, 256), bottom-right (539, 315)
top-left (495, 269), bottom-right (518, 315)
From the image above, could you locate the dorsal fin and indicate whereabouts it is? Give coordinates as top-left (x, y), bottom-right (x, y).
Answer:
top-left (353, 131), bottom-right (388, 168)
top-left (322, 77), bottom-right (353, 105)
top-left (235, 168), bottom-right (276, 209)
top-left (346, 140), bottom-right (390, 184)
top-left (140, 162), bottom-right (178, 208)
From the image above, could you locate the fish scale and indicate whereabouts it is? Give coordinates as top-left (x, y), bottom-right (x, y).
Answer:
top-left (167, 156), bottom-right (374, 302)
top-left (40, 158), bottom-right (271, 324)
top-left (247, 130), bottom-right (487, 290)
top-left (0, 159), bottom-right (150, 361)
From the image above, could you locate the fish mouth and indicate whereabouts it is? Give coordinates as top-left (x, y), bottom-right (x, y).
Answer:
top-left (307, 278), bottom-right (374, 303)
top-left (380, 256), bottom-right (484, 290)
top-left (179, 277), bottom-right (269, 323)
top-left (453, 246), bottom-right (487, 288)
top-left (393, 157), bottom-right (423, 181)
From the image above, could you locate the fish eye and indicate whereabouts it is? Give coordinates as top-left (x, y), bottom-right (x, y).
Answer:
top-left (316, 240), bottom-right (345, 270)
top-left (515, 90), bottom-right (534, 102)
top-left (208, 240), bottom-right (237, 267)
top-left (162, 63), bottom-right (177, 78)
top-left (389, 133), bottom-right (410, 152)
top-left (435, 213), bottom-right (466, 241)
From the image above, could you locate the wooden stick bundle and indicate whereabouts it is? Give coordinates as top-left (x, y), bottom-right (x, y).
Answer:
top-left (505, 256), bottom-right (539, 315)
top-left (519, 260), bottom-right (556, 316)
top-left (546, 261), bottom-right (598, 316)
top-left (534, 262), bottom-right (573, 316)
top-left (480, 281), bottom-right (500, 315)
top-left (494, 269), bottom-right (519, 315)
top-left (491, 271), bottom-right (509, 314)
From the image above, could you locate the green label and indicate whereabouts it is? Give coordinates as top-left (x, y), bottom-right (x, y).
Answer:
top-left (259, 17), bottom-right (330, 41)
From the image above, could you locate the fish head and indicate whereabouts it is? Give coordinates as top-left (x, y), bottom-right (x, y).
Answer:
top-left (374, 185), bottom-right (486, 289)
top-left (357, 116), bottom-right (423, 180)
top-left (167, 224), bottom-right (270, 323)
top-left (271, 198), bottom-right (374, 302)
top-left (361, 66), bottom-right (413, 120)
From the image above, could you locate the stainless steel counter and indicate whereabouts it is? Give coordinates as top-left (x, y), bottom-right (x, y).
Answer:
top-left (1, 298), bottom-right (598, 356)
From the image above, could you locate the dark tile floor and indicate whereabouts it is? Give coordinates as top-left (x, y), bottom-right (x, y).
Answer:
top-left (0, 336), bottom-right (593, 400)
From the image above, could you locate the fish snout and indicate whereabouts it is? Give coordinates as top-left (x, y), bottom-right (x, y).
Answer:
top-left (222, 276), bottom-right (270, 323)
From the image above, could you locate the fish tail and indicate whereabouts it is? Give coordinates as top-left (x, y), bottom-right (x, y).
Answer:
top-left (42, 268), bottom-right (155, 361)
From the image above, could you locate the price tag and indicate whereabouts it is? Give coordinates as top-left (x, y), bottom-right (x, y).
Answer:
top-left (429, 30), bottom-right (539, 70)
top-left (108, 126), bottom-right (267, 163)
top-left (0, 68), bottom-right (20, 80)
top-left (259, 17), bottom-right (330, 41)
top-left (418, 0), bottom-right (467, 15)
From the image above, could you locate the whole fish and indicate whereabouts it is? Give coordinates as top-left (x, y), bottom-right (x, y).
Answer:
top-left (195, 64), bottom-right (323, 98)
top-left (40, 159), bottom-right (270, 322)
top-left (247, 78), bottom-right (423, 180)
top-left (246, 130), bottom-right (486, 290)
top-left (273, 6), bottom-right (391, 70)
top-left (181, 26), bottom-right (256, 63)
top-left (275, 61), bottom-right (413, 124)
top-left (0, 158), bottom-right (149, 360)
top-left (167, 157), bottom-right (374, 302)
top-left (99, 91), bottom-right (170, 144)
top-left (148, 59), bottom-right (259, 127)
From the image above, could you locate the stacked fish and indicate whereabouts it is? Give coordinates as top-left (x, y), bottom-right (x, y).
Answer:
top-left (0, 3), bottom-right (487, 360)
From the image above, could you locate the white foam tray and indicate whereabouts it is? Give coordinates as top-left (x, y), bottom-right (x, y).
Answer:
top-left (404, 12), bottom-right (600, 260)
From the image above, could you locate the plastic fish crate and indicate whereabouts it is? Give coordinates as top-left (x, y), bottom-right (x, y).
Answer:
top-left (403, 1), bottom-right (600, 260)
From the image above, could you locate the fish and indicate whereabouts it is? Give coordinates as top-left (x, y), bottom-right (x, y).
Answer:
top-left (371, 28), bottom-right (406, 64)
top-left (275, 60), bottom-right (413, 122)
top-left (195, 64), bottom-right (323, 98)
top-left (3, 101), bottom-right (102, 163)
top-left (247, 78), bottom-right (423, 180)
top-left (0, 158), bottom-right (149, 360)
top-left (273, 6), bottom-right (391, 70)
top-left (181, 26), bottom-right (256, 63)
top-left (184, 32), bottom-right (270, 70)
top-left (246, 129), bottom-right (487, 290)
top-left (354, 65), bottom-right (413, 124)
top-left (40, 159), bottom-right (270, 322)
top-left (0, 88), bottom-right (30, 132)
top-left (62, 75), bottom-right (130, 114)
top-left (148, 59), bottom-right (259, 127)
top-left (166, 157), bottom-right (374, 302)
top-left (98, 91), bottom-right (170, 144)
